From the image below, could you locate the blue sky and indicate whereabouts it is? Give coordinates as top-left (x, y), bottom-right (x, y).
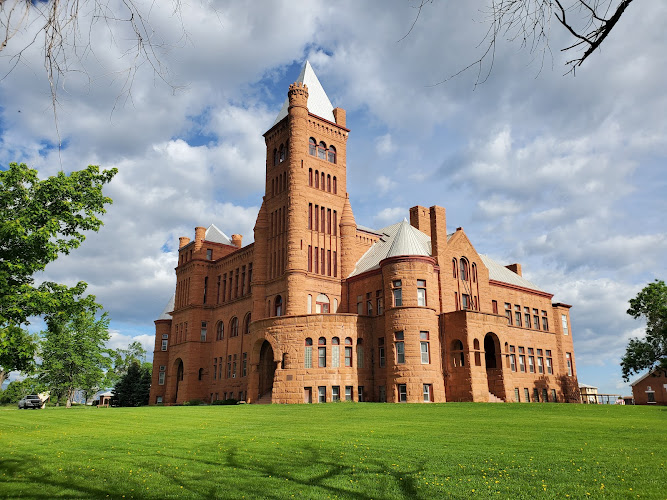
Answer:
top-left (1, 1), bottom-right (665, 395)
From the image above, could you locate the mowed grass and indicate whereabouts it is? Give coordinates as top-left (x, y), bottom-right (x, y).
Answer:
top-left (0, 403), bottom-right (665, 499)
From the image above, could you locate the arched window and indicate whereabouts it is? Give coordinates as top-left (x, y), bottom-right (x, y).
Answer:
top-left (315, 170), bottom-right (319, 188)
top-left (216, 321), bottom-right (224, 341)
top-left (243, 313), bottom-right (251, 335)
top-left (328, 145), bottom-right (336, 164)
top-left (460, 258), bottom-right (469, 281)
top-left (273, 148), bottom-right (279, 166)
top-left (452, 258), bottom-right (458, 278)
top-left (332, 336), bottom-right (340, 367)
top-left (472, 263), bottom-right (477, 283)
top-left (304, 338), bottom-right (313, 368)
top-left (309, 137), bottom-right (317, 156)
top-left (275, 295), bottom-right (283, 317)
top-left (279, 144), bottom-right (285, 163)
top-left (345, 337), bottom-right (352, 345)
top-left (198, 368), bottom-right (204, 380)
top-left (309, 168), bottom-right (313, 186)
top-left (321, 172), bottom-right (325, 190)
top-left (473, 338), bottom-right (481, 366)
top-left (333, 176), bottom-right (337, 194)
top-left (282, 352), bottom-right (288, 369)
top-left (473, 339), bottom-right (480, 350)
top-left (327, 174), bottom-right (331, 192)
top-left (318, 141), bottom-right (327, 160)
top-left (452, 339), bottom-right (465, 367)
top-left (230, 317), bottom-right (239, 337)
top-left (318, 337), bottom-right (326, 367)
top-left (315, 294), bottom-right (330, 313)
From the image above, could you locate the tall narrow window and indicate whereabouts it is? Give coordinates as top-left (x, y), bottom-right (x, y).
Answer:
top-left (275, 295), bottom-right (283, 317)
top-left (304, 338), bottom-right (313, 368)
top-left (161, 334), bottom-right (168, 351)
top-left (366, 292), bottom-right (373, 315)
top-left (333, 251), bottom-right (337, 277)
top-left (314, 205), bottom-right (319, 231)
top-left (392, 280), bottom-right (402, 306)
top-left (318, 141), bottom-right (327, 160)
top-left (318, 337), bottom-right (327, 367)
top-left (345, 386), bottom-right (353, 401)
top-left (332, 337), bottom-right (340, 367)
top-left (314, 247), bottom-right (319, 274)
top-left (378, 337), bottom-right (386, 367)
top-left (308, 203), bottom-right (312, 229)
top-left (327, 174), bottom-right (331, 192)
top-left (315, 171), bottom-right (319, 189)
top-left (509, 345), bottom-right (516, 372)
top-left (232, 354), bottom-right (237, 378)
top-left (328, 145), bottom-right (336, 163)
top-left (515, 305), bottom-right (522, 326)
top-left (492, 300), bottom-right (498, 314)
top-left (332, 386), bottom-right (340, 402)
top-left (242, 352), bottom-right (247, 377)
top-left (230, 317), bottom-right (238, 337)
top-left (279, 144), bottom-right (285, 162)
top-left (333, 211), bottom-right (337, 236)
top-left (273, 148), bottom-right (279, 165)
top-left (562, 314), bottom-right (569, 335)
top-left (505, 303), bottom-right (512, 325)
top-left (244, 313), bottom-right (251, 335)
top-left (345, 337), bottom-right (353, 367)
top-left (524, 307), bottom-right (531, 328)
top-left (321, 172), bottom-right (325, 189)
top-left (460, 258), bottom-right (469, 281)
top-left (357, 339), bottom-right (364, 368)
top-left (420, 332), bottom-right (430, 364)
top-left (241, 266), bottom-right (246, 296)
top-left (309, 137), bottom-right (316, 156)
top-left (321, 248), bottom-right (325, 275)
top-left (200, 321), bottom-right (207, 342)
top-left (423, 384), bottom-right (433, 402)
top-left (462, 294), bottom-right (470, 310)
top-left (216, 321), bottom-right (223, 340)
top-left (203, 277), bottom-right (208, 304)
top-left (566, 352), bottom-right (573, 376)
top-left (395, 331), bottom-right (405, 364)
top-left (376, 290), bottom-right (383, 315)
top-left (327, 250), bottom-right (331, 276)
top-left (309, 168), bottom-right (313, 186)
top-left (542, 311), bottom-right (549, 331)
top-left (452, 339), bottom-right (465, 367)
top-left (333, 176), bottom-right (337, 194)
top-left (452, 258), bottom-right (458, 278)
top-left (546, 350), bottom-right (553, 374)
top-left (308, 245), bottom-right (312, 272)
top-left (327, 209), bottom-right (331, 234)
top-left (417, 279), bottom-right (426, 306)
top-left (321, 207), bottom-right (325, 233)
top-left (318, 386), bottom-right (326, 403)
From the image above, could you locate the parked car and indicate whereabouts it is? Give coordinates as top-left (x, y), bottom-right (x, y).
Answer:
top-left (18, 395), bottom-right (44, 409)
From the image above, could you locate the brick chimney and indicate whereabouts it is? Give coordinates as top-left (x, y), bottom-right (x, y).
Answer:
top-left (409, 205), bottom-right (431, 237)
top-left (333, 107), bottom-right (346, 128)
top-left (178, 237), bottom-right (190, 249)
top-left (231, 234), bottom-right (243, 248)
top-left (194, 227), bottom-right (206, 251)
top-left (429, 206), bottom-right (447, 260)
top-left (506, 263), bottom-right (522, 276)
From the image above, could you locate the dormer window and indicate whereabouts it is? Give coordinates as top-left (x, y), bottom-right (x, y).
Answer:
top-left (309, 137), bottom-right (317, 156)
top-left (328, 145), bottom-right (336, 164)
top-left (318, 141), bottom-right (327, 160)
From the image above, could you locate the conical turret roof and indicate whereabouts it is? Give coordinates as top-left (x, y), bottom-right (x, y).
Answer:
top-left (340, 194), bottom-right (356, 227)
top-left (273, 61), bottom-right (335, 125)
top-left (157, 294), bottom-right (175, 320)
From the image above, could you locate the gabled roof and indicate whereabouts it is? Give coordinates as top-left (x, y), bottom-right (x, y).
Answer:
top-left (479, 254), bottom-right (545, 292)
top-left (273, 61), bottom-right (335, 125)
top-left (157, 295), bottom-right (175, 320)
top-left (205, 223), bottom-right (232, 245)
top-left (349, 220), bottom-right (432, 277)
top-left (631, 368), bottom-right (667, 387)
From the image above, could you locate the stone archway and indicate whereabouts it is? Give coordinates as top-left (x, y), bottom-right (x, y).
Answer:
top-left (174, 358), bottom-right (184, 403)
top-left (258, 340), bottom-right (276, 398)
top-left (484, 333), bottom-right (506, 400)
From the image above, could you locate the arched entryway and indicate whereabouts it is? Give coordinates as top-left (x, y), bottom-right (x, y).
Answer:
top-left (258, 340), bottom-right (276, 398)
top-left (174, 358), bottom-right (184, 403)
top-left (484, 333), bottom-right (506, 400)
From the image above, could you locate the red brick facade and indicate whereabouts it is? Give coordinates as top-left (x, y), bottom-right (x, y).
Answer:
top-left (631, 369), bottom-right (667, 405)
top-left (149, 67), bottom-right (579, 405)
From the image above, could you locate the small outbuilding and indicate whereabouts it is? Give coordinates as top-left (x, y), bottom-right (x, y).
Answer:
top-left (579, 384), bottom-right (598, 404)
top-left (97, 391), bottom-right (113, 408)
top-left (631, 369), bottom-right (667, 405)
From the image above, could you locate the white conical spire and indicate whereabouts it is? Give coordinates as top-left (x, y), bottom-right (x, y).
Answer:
top-left (273, 61), bottom-right (335, 125)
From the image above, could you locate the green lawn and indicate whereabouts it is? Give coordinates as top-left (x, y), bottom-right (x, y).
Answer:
top-left (0, 403), bottom-right (665, 499)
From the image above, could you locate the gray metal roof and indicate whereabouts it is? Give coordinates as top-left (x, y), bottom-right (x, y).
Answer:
top-left (157, 294), bottom-right (175, 320)
top-left (273, 61), bottom-right (336, 125)
top-left (479, 254), bottom-right (545, 292)
top-left (205, 223), bottom-right (232, 245)
top-left (349, 220), bottom-right (432, 277)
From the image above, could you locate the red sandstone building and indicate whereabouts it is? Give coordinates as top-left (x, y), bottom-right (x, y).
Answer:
top-left (149, 62), bottom-right (579, 405)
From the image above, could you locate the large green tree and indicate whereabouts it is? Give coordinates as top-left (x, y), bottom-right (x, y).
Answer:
top-left (0, 162), bottom-right (116, 386)
top-left (621, 280), bottom-right (667, 381)
top-left (105, 341), bottom-right (147, 389)
top-left (112, 361), bottom-right (152, 407)
top-left (39, 311), bottom-right (112, 407)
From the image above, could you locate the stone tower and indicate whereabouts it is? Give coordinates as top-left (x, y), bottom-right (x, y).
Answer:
top-left (260, 61), bottom-right (350, 316)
